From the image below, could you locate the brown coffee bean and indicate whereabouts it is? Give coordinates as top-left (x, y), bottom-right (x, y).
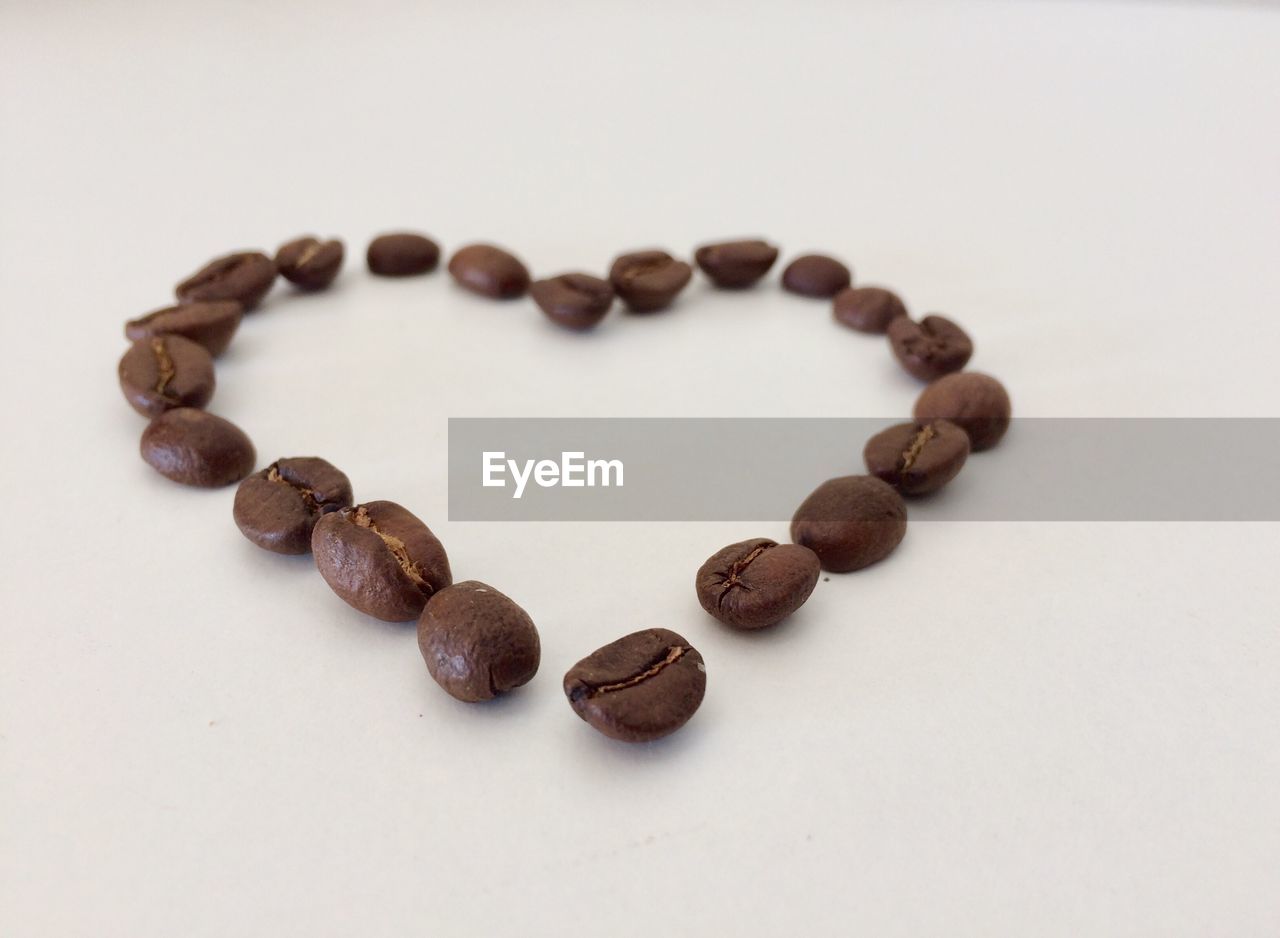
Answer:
top-left (367, 232), bottom-right (441, 276)
top-left (417, 581), bottom-right (541, 702)
top-left (790, 475), bottom-right (907, 573)
top-left (563, 628), bottom-right (706, 743)
top-left (275, 236), bottom-right (344, 291)
top-left (233, 457), bottom-right (354, 554)
top-left (888, 315), bottom-right (974, 381)
top-left (781, 254), bottom-right (852, 298)
top-left (695, 538), bottom-right (820, 630)
top-left (447, 243), bottom-right (531, 299)
top-left (175, 251), bottom-right (276, 310)
top-left (124, 301), bottom-right (242, 357)
top-left (863, 421), bottom-right (970, 496)
top-left (140, 408), bottom-right (255, 488)
top-left (118, 334), bottom-right (215, 418)
top-left (833, 286), bottom-right (907, 334)
top-left (311, 501), bottom-right (452, 622)
top-left (693, 239), bottom-right (779, 289)
top-left (609, 250), bottom-right (693, 312)
top-left (913, 372), bottom-right (1012, 452)
top-left (529, 273), bottom-right (614, 330)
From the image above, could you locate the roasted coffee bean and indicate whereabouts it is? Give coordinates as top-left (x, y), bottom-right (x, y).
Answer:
top-left (781, 254), bottom-right (852, 298)
top-left (693, 239), bottom-right (779, 289)
top-left (311, 500), bottom-right (452, 622)
top-left (833, 286), bottom-right (907, 334)
top-left (118, 334), bottom-right (215, 418)
top-left (790, 475), bottom-right (907, 573)
top-left (233, 457), bottom-right (354, 554)
top-left (609, 250), bottom-right (693, 312)
top-left (563, 628), bottom-right (706, 743)
top-left (695, 538), bottom-right (820, 630)
top-left (863, 420), bottom-right (970, 496)
top-left (913, 372), bottom-right (1012, 452)
top-left (447, 243), bottom-right (530, 299)
top-left (124, 301), bottom-right (242, 357)
top-left (275, 236), bottom-right (344, 291)
top-left (887, 315), bottom-right (973, 381)
top-left (140, 408), bottom-right (255, 488)
top-left (175, 251), bottom-right (276, 310)
top-left (366, 232), bottom-right (440, 276)
top-left (529, 273), bottom-right (614, 330)
top-left (417, 581), bottom-right (541, 702)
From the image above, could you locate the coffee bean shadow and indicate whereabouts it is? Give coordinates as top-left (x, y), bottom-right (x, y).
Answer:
top-left (699, 603), bottom-right (814, 648)
top-left (426, 676), bottom-right (541, 720)
top-left (569, 713), bottom-right (708, 763)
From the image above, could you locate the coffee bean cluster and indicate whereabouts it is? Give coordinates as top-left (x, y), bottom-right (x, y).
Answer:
top-left (117, 233), bottom-right (1012, 744)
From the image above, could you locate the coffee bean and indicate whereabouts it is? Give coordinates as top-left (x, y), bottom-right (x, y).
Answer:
top-left (913, 372), bottom-right (1012, 452)
top-left (311, 500), bottom-right (452, 622)
top-left (833, 286), bottom-right (906, 334)
top-left (140, 408), bottom-right (255, 488)
top-left (175, 251), bottom-right (276, 310)
top-left (275, 236), bottom-right (344, 291)
top-left (367, 232), bottom-right (441, 276)
top-left (417, 581), bottom-right (541, 702)
top-left (563, 628), bottom-right (706, 743)
top-left (695, 538), bottom-right (820, 630)
top-left (693, 239), bottom-right (779, 289)
top-left (790, 475), bottom-right (907, 573)
top-left (233, 457), bottom-right (354, 554)
top-left (124, 301), bottom-right (242, 357)
top-left (529, 273), bottom-right (614, 330)
top-left (863, 420), bottom-right (970, 496)
top-left (887, 315), bottom-right (973, 381)
top-left (781, 254), bottom-right (851, 298)
top-left (609, 250), bottom-right (693, 313)
top-left (447, 243), bottom-right (531, 299)
top-left (118, 334), bottom-right (215, 418)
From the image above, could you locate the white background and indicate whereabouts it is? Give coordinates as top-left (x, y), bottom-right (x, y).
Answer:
top-left (3, 1), bottom-right (1279, 935)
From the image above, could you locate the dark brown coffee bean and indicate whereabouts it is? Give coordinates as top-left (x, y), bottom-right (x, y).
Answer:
top-left (790, 475), bottom-right (907, 573)
top-left (888, 315), bottom-right (974, 381)
top-left (118, 335), bottom-right (215, 418)
top-left (609, 250), bottom-right (693, 313)
top-left (124, 301), bottom-right (243, 357)
top-left (913, 372), bottom-right (1012, 452)
top-left (693, 239), bottom-right (779, 289)
top-left (563, 628), bottom-right (706, 743)
top-left (863, 421), bottom-right (970, 496)
top-left (275, 236), bottom-right (344, 291)
top-left (781, 254), bottom-right (852, 298)
top-left (529, 273), bottom-right (614, 330)
top-left (833, 286), bottom-right (907, 334)
top-left (233, 457), bottom-right (354, 554)
top-left (175, 251), bottom-right (276, 310)
top-left (695, 538), bottom-right (820, 630)
top-left (311, 501), bottom-right (451, 622)
top-left (447, 243), bottom-right (530, 299)
top-left (140, 408), bottom-right (255, 488)
top-left (417, 581), bottom-right (541, 702)
top-left (367, 232), bottom-right (441, 276)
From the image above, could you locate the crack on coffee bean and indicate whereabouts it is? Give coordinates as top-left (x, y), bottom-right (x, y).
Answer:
top-left (266, 463), bottom-right (324, 514)
top-left (899, 424), bottom-right (936, 473)
top-left (150, 337), bottom-right (176, 398)
top-left (294, 240), bottom-right (322, 269)
top-left (351, 505), bottom-right (431, 594)
top-left (716, 543), bottom-right (770, 609)
top-left (619, 258), bottom-right (667, 283)
top-left (577, 645), bottom-right (687, 699)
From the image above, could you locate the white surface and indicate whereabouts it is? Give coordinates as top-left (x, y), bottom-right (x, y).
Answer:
top-left (3, 2), bottom-right (1280, 935)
